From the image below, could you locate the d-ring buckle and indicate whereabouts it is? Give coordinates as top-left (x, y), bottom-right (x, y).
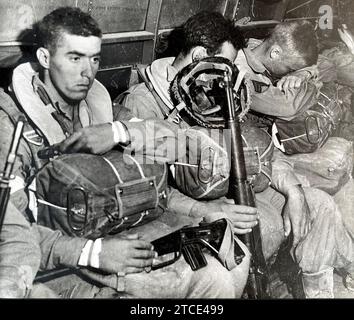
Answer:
top-left (67, 187), bottom-right (88, 235)
top-left (305, 115), bottom-right (322, 145)
top-left (198, 146), bottom-right (215, 184)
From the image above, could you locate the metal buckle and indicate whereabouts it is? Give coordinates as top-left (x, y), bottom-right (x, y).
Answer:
top-left (198, 146), bottom-right (215, 184)
top-left (130, 211), bottom-right (149, 227)
top-left (305, 115), bottom-right (322, 145)
top-left (67, 187), bottom-right (88, 234)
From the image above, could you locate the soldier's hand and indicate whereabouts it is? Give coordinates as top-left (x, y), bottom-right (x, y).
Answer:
top-left (99, 234), bottom-right (157, 275)
top-left (282, 185), bottom-right (312, 248)
top-left (233, 16), bottom-right (251, 27)
top-left (57, 123), bottom-right (116, 155)
top-left (203, 198), bottom-right (259, 235)
top-left (277, 75), bottom-right (303, 92)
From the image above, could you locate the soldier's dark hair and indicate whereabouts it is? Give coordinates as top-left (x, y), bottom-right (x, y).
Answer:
top-left (266, 20), bottom-right (318, 66)
top-left (180, 11), bottom-right (246, 56)
top-left (35, 6), bottom-right (102, 54)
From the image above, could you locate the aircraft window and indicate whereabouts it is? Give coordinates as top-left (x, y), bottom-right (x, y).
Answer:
top-left (159, 0), bottom-right (227, 29)
top-left (81, 0), bottom-right (149, 33)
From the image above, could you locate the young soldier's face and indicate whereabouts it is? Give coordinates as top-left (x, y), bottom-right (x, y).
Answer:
top-left (48, 32), bottom-right (101, 103)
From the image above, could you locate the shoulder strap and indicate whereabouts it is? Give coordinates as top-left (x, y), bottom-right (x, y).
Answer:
top-left (0, 89), bottom-right (24, 123)
top-left (134, 64), bottom-right (172, 119)
top-left (135, 64), bottom-right (192, 128)
top-left (114, 64), bottom-right (172, 119)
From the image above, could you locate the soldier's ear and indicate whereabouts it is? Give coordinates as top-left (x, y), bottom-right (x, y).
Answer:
top-left (191, 46), bottom-right (208, 62)
top-left (36, 47), bottom-right (50, 69)
top-left (269, 44), bottom-right (283, 60)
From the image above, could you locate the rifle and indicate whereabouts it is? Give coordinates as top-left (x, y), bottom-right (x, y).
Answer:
top-left (150, 218), bottom-right (245, 271)
top-left (0, 116), bottom-right (26, 233)
top-left (223, 68), bottom-right (269, 299)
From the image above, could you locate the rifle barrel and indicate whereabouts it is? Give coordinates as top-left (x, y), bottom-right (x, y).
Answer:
top-left (0, 187), bottom-right (10, 234)
top-left (223, 70), bottom-right (268, 299)
top-left (0, 116), bottom-right (25, 234)
top-left (2, 117), bottom-right (25, 180)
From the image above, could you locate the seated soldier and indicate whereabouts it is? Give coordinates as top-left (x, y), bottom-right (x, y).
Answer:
top-left (233, 20), bottom-right (352, 153)
top-left (234, 20), bottom-right (320, 120)
top-left (317, 24), bottom-right (354, 141)
top-left (233, 19), bottom-right (354, 294)
top-left (317, 24), bottom-right (354, 291)
top-left (117, 12), bottom-right (354, 298)
top-left (0, 7), bottom-right (251, 298)
top-left (0, 57), bottom-right (57, 299)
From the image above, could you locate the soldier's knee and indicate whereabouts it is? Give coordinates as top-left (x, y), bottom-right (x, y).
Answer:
top-left (304, 187), bottom-right (338, 221)
top-left (208, 254), bottom-right (250, 298)
top-left (190, 255), bottom-right (243, 298)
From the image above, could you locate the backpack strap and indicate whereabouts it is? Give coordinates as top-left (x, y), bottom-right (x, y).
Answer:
top-left (135, 64), bottom-right (172, 118)
top-left (115, 64), bottom-right (191, 128)
top-left (0, 89), bottom-right (25, 123)
top-left (115, 64), bottom-right (172, 120)
top-left (138, 64), bottom-right (196, 128)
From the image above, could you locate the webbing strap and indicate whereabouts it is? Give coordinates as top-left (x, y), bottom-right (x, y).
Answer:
top-left (102, 157), bottom-right (123, 184)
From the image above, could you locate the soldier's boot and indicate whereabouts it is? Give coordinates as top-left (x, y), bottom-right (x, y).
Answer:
top-left (302, 268), bottom-right (334, 299)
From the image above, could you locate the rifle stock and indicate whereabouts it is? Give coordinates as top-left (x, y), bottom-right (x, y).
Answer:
top-left (0, 116), bottom-right (25, 234)
top-left (223, 69), bottom-right (268, 299)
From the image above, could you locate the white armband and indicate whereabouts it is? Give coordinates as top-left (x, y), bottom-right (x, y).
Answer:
top-left (111, 121), bottom-right (128, 144)
top-left (78, 240), bottom-right (94, 267)
top-left (78, 238), bottom-right (102, 269)
top-left (89, 238), bottom-right (102, 269)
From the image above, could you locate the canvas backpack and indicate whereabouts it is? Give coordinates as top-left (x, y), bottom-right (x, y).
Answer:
top-left (274, 83), bottom-right (351, 155)
top-left (35, 150), bottom-right (169, 239)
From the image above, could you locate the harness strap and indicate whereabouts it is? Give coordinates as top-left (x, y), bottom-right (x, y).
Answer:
top-left (134, 65), bottom-right (171, 119)
top-left (37, 199), bottom-right (66, 211)
top-left (125, 154), bottom-right (146, 178)
top-left (135, 64), bottom-right (193, 129)
top-left (102, 157), bottom-right (123, 184)
top-left (102, 154), bottom-right (147, 185)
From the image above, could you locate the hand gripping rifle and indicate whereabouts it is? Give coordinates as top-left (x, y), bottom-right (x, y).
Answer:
top-left (223, 69), bottom-right (269, 299)
top-left (0, 116), bottom-right (26, 234)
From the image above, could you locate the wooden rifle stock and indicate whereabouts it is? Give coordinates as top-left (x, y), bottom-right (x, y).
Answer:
top-left (223, 69), bottom-right (268, 299)
top-left (0, 116), bottom-right (25, 234)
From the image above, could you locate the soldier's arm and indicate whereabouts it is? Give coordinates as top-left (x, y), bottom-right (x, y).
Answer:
top-left (118, 83), bottom-right (166, 120)
top-left (250, 79), bottom-right (320, 121)
top-left (0, 201), bottom-right (41, 298)
top-left (271, 149), bottom-right (303, 194)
